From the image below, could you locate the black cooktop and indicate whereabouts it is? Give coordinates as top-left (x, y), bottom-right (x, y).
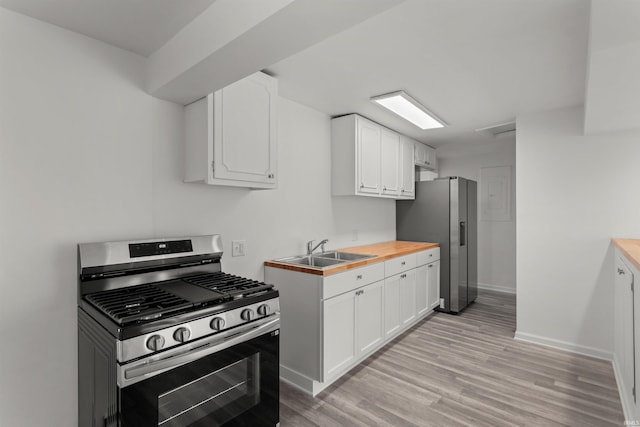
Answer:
top-left (85, 272), bottom-right (273, 327)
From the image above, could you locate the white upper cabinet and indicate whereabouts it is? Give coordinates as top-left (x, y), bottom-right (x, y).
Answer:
top-left (357, 119), bottom-right (381, 195)
top-left (184, 72), bottom-right (277, 189)
top-left (380, 128), bottom-right (400, 196)
top-left (332, 114), bottom-right (415, 200)
top-left (399, 136), bottom-right (415, 198)
top-left (415, 141), bottom-right (437, 171)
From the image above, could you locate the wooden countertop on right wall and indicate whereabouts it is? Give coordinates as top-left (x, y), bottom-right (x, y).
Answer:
top-left (613, 238), bottom-right (640, 271)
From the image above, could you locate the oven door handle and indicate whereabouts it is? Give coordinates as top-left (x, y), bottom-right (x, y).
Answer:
top-left (118, 315), bottom-right (280, 388)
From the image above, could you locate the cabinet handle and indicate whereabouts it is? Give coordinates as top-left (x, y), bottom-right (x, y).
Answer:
top-left (429, 254), bottom-right (433, 257)
top-left (401, 188), bottom-right (405, 193)
top-left (618, 268), bottom-right (625, 275)
top-left (401, 273), bottom-right (406, 279)
top-left (401, 261), bottom-right (406, 266)
top-left (383, 186), bottom-right (387, 191)
top-left (360, 182), bottom-right (364, 188)
top-left (356, 274), bottom-right (363, 280)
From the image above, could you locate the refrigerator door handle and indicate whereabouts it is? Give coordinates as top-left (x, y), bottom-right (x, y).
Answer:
top-left (460, 221), bottom-right (466, 246)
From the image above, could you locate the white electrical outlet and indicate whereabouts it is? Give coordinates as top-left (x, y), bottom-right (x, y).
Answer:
top-left (232, 240), bottom-right (246, 257)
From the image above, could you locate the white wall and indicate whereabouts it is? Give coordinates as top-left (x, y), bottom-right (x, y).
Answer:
top-left (152, 97), bottom-right (396, 280)
top-left (516, 105), bottom-right (640, 357)
top-left (0, 7), bottom-right (396, 427)
top-left (437, 140), bottom-right (517, 293)
top-left (0, 8), bottom-right (157, 427)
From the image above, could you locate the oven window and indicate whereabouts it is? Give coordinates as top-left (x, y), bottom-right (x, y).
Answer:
top-left (157, 354), bottom-right (260, 426)
top-left (120, 329), bottom-right (279, 427)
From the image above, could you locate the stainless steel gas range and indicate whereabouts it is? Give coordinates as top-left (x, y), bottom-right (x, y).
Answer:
top-left (77, 235), bottom-right (280, 427)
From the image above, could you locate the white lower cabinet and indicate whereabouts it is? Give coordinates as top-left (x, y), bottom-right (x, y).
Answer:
top-left (614, 250), bottom-right (638, 420)
top-left (323, 280), bottom-right (384, 381)
top-left (323, 290), bottom-right (357, 379)
top-left (384, 273), bottom-right (401, 338)
top-left (427, 260), bottom-right (441, 310)
top-left (265, 246), bottom-right (439, 396)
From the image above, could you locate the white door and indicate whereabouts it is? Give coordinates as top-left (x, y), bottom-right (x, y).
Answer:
top-left (213, 73), bottom-right (277, 184)
top-left (323, 291), bottom-right (357, 380)
top-left (380, 129), bottom-right (399, 196)
top-left (356, 281), bottom-right (385, 355)
top-left (357, 119), bottom-right (381, 194)
top-left (415, 265), bottom-right (429, 317)
top-left (399, 269), bottom-right (417, 328)
top-left (427, 261), bottom-right (441, 310)
top-left (384, 274), bottom-right (401, 338)
top-left (399, 138), bottom-right (415, 197)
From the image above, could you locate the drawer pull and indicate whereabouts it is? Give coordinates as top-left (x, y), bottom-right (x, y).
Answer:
top-left (401, 261), bottom-right (406, 266)
top-left (428, 264), bottom-right (433, 268)
top-left (356, 274), bottom-right (363, 280)
top-left (429, 254), bottom-right (433, 257)
top-left (618, 268), bottom-right (625, 275)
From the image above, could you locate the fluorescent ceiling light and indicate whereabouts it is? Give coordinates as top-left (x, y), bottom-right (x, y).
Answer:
top-left (371, 91), bottom-right (446, 130)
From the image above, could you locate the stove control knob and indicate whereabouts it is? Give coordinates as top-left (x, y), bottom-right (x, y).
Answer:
top-left (146, 335), bottom-right (165, 352)
top-left (210, 317), bottom-right (225, 331)
top-left (257, 304), bottom-right (270, 316)
top-left (241, 309), bottom-right (255, 321)
top-left (173, 327), bottom-right (191, 343)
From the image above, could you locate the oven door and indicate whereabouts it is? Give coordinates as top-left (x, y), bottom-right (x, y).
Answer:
top-left (118, 317), bottom-right (279, 427)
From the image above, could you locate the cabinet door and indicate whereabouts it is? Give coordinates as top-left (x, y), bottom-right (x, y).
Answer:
top-left (399, 269), bottom-right (417, 328)
top-left (615, 256), bottom-right (635, 406)
top-left (399, 137), bottom-right (415, 198)
top-left (357, 119), bottom-right (381, 194)
top-left (380, 129), bottom-right (400, 196)
top-left (323, 291), bottom-right (357, 381)
top-left (427, 260), bottom-right (441, 310)
top-left (356, 281), bottom-right (385, 356)
top-left (415, 265), bottom-right (429, 317)
top-left (384, 274), bottom-right (401, 338)
top-left (213, 72), bottom-right (277, 185)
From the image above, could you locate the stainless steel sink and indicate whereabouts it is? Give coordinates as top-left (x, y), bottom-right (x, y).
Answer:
top-left (275, 255), bottom-right (346, 268)
top-left (316, 251), bottom-right (375, 261)
top-left (274, 251), bottom-right (375, 269)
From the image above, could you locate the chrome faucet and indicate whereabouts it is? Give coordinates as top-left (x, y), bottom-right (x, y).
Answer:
top-left (307, 238), bottom-right (328, 255)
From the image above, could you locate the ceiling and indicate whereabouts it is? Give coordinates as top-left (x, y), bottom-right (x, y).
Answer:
top-left (0, 0), bottom-right (216, 57)
top-left (0, 0), bottom-right (590, 147)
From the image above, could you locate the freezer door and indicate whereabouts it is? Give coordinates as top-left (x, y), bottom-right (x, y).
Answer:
top-left (451, 178), bottom-right (468, 313)
top-left (467, 180), bottom-right (478, 303)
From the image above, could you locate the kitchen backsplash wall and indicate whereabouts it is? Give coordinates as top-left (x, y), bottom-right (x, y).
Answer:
top-left (151, 97), bottom-right (396, 280)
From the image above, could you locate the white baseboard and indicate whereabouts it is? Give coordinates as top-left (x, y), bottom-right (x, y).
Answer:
top-left (612, 356), bottom-right (635, 421)
top-left (514, 331), bottom-right (613, 361)
top-left (477, 282), bottom-right (516, 294)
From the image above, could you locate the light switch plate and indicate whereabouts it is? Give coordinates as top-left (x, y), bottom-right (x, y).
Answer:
top-left (232, 240), bottom-right (246, 257)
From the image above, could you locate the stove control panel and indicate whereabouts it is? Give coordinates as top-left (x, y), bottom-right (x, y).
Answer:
top-left (117, 297), bottom-right (280, 363)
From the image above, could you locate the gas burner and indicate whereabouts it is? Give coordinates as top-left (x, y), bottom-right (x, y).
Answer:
top-left (86, 283), bottom-right (194, 326)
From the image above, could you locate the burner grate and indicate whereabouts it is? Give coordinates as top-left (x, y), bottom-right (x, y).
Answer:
top-left (86, 283), bottom-right (193, 325)
top-left (183, 272), bottom-right (273, 297)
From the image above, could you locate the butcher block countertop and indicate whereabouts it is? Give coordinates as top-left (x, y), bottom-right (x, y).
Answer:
top-left (613, 238), bottom-right (640, 271)
top-left (264, 240), bottom-right (439, 276)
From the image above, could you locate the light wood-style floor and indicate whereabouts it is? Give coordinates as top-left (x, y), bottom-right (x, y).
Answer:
top-left (279, 290), bottom-right (624, 426)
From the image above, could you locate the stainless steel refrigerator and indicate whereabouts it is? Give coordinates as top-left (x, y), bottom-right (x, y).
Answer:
top-left (396, 177), bottom-right (477, 313)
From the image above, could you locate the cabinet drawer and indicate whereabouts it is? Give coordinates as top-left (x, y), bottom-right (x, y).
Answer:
top-left (385, 254), bottom-right (416, 277)
top-left (323, 263), bottom-right (385, 299)
top-left (416, 248), bottom-right (440, 266)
